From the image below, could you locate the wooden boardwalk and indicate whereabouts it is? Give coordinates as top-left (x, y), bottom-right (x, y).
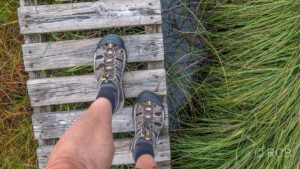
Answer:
top-left (18, 0), bottom-right (171, 168)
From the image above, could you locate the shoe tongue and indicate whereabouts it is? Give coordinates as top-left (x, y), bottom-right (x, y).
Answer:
top-left (101, 81), bottom-right (117, 89)
top-left (144, 119), bottom-right (152, 128)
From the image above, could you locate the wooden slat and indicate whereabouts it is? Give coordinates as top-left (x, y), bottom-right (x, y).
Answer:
top-left (18, 0), bottom-right (162, 34)
top-left (20, 0), bottom-right (51, 146)
top-left (32, 104), bottom-right (169, 140)
top-left (27, 69), bottom-right (167, 107)
top-left (145, 25), bottom-right (165, 69)
top-left (158, 161), bottom-right (172, 169)
top-left (22, 34), bottom-right (164, 71)
top-left (37, 135), bottom-right (171, 169)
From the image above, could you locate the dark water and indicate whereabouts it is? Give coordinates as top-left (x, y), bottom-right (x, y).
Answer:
top-left (161, 0), bottom-right (206, 125)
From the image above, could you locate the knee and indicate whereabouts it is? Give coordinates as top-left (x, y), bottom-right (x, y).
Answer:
top-left (45, 157), bottom-right (86, 169)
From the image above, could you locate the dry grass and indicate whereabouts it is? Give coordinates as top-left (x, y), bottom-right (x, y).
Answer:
top-left (0, 1), bottom-right (158, 168)
top-left (0, 0), bottom-right (38, 168)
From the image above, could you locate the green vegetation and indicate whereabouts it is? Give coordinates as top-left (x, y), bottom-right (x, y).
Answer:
top-left (0, 0), bottom-right (37, 168)
top-left (173, 1), bottom-right (300, 168)
top-left (1, 0), bottom-right (299, 168)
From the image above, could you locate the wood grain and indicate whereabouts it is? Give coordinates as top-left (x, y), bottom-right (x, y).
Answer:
top-left (37, 135), bottom-right (171, 168)
top-left (22, 34), bottom-right (164, 71)
top-left (19, 0), bottom-right (51, 146)
top-left (32, 104), bottom-right (169, 140)
top-left (145, 25), bottom-right (165, 69)
top-left (18, 0), bottom-right (162, 34)
top-left (27, 69), bottom-right (167, 107)
top-left (19, 0), bottom-right (171, 168)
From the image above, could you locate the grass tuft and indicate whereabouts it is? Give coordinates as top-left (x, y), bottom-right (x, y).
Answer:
top-left (172, 1), bottom-right (300, 168)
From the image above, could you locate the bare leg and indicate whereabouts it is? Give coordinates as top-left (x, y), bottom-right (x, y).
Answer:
top-left (46, 98), bottom-right (114, 169)
top-left (135, 155), bottom-right (157, 169)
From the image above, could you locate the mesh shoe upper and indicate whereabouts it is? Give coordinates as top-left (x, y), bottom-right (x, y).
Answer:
top-left (94, 34), bottom-right (127, 113)
top-left (131, 91), bottom-right (165, 156)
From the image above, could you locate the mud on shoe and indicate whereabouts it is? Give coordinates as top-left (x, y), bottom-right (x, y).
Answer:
top-left (94, 34), bottom-right (127, 113)
top-left (131, 91), bottom-right (165, 162)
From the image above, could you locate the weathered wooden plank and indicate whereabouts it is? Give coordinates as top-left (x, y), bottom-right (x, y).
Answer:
top-left (18, 0), bottom-right (162, 34)
top-left (32, 103), bottom-right (169, 140)
top-left (37, 135), bottom-right (171, 169)
top-left (27, 69), bottom-right (167, 107)
top-left (145, 25), bottom-right (165, 69)
top-left (158, 161), bottom-right (172, 169)
top-left (20, 0), bottom-right (51, 146)
top-left (22, 34), bottom-right (164, 71)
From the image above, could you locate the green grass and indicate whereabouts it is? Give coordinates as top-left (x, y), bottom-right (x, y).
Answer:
top-left (172, 1), bottom-right (300, 168)
top-left (2, 0), bottom-right (299, 168)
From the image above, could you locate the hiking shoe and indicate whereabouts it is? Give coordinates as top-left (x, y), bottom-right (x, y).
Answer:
top-left (94, 34), bottom-right (127, 113)
top-left (131, 91), bottom-right (165, 161)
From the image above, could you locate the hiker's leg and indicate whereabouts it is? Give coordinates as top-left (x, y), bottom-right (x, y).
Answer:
top-left (46, 98), bottom-right (113, 169)
top-left (135, 155), bottom-right (157, 169)
top-left (46, 34), bottom-right (127, 169)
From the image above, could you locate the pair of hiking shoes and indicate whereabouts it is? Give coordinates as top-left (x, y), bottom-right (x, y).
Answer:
top-left (93, 34), bottom-right (164, 159)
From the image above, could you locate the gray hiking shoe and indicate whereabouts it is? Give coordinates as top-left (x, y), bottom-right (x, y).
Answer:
top-left (94, 34), bottom-right (127, 113)
top-left (131, 91), bottom-right (165, 159)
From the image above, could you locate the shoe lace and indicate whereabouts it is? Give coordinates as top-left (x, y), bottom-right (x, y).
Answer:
top-left (140, 101), bottom-right (154, 141)
top-left (98, 43), bottom-right (115, 82)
